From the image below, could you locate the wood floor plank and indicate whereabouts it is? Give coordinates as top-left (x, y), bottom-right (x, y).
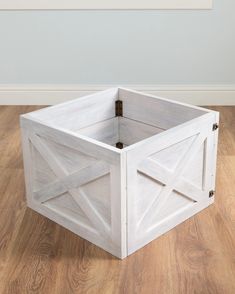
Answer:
top-left (0, 105), bottom-right (235, 293)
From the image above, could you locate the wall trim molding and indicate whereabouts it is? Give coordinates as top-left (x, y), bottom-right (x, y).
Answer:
top-left (0, 84), bottom-right (234, 105)
top-left (0, 0), bottom-right (213, 10)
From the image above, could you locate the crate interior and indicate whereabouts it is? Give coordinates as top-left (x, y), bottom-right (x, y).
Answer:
top-left (29, 88), bottom-right (208, 149)
top-left (75, 88), bottom-right (208, 148)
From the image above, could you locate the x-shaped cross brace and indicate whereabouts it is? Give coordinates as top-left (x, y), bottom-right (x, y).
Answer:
top-left (30, 134), bottom-right (111, 238)
top-left (137, 130), bottom-right (208, 230)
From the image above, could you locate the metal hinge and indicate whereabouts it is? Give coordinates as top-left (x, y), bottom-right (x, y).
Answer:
top-left (209, 190), bottom-right (215, 198)
top-left (115, 100), bottom-right (123, 117)
top-left (212, 123), bottom-right (219, 131)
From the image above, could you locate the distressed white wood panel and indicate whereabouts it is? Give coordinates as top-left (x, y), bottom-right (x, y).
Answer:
top-left (0, 0), bottom-right (213, 10)
top-left (182, 142), bottom-right (205, 188)
top-left (44, 192), bottom-right (94, 229)
top-left (126, 112), bottom-right (218, 255)
top-left (139, 158), bottom-right (205, 203)
top-left (76, 116), bottom-right (164, 147)
top-left (21, 116), bottom-right (120, 165)
top-left (39, 137), bottom-right (98, 174)
top-left (211, 112), bottom-right (220, 192)
top-left (148, 135), bottom-right (195, 171)
top-left (124, 112), bottom-right (214, 158)
top-left (30, 134), bottom-right (111, 237)
top-left (137, 132), bottom-right (204, 230)
top-left (110, 152), bottom-right (127, 258)
top-left (34, 161), bottom-right (110, 203)
top-left (203, 116), bottom-right (219, 194)
top-left (77, 117), bottom-right (119, 146)
top-left (81, 173), bottom-right (112, 225)
top-left (21, 117), bottom-right (126, 258)
top-left (31, 142), bottom-right (58, 192)
top-left (140, 132), bottom-right (207, 230)
top-left (119, 88), bottom-right (207, 130)
top-left (27, 88), bottom-right (118, 131)
top-left (21, 128), bottom-right (35, 207)
top-left (119, 117), bottom-right (164, 146)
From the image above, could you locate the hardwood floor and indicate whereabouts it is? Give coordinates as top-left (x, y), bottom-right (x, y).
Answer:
top-left (0, 106), bottom-right (235, 294)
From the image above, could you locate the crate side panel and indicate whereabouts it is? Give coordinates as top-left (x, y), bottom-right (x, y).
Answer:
top-left (119, 88), bottom-right (206, 130)
top-left (21, 120), bottom-right (125, 258)
top-left (30, 135), bottom-right (111, 231)
top-left (26, 88), bottom-right (119, 131)
top-left (127, 113), bottom-right (217, 255)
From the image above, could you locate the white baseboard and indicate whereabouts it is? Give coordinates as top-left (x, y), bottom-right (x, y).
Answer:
top-left (0, 84), bottom-right (234, 105)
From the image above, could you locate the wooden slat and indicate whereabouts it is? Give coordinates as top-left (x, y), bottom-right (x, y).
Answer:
top-left (119, 117), bottom-right (164, 146)
top-left (34, 180), bottom-right (66, 203)
top-left (138, 158), bottom-right (206, 203)
top-left (76, 117), bottom-right (119, 146)
top-left (21, 115), bottom-right (120, 164)
top-left (110, 153), bottom-right (127, 258)
top-left (34, 161), bottom-right (110, 203)
top-left (30, 133), bottom-right (69, 178)
top-left (29, 133), bottom-right (111, 238)
top-left (125, 112), bottom-right (215, 160)
top-left (138, 130), bottom-right (208, 229)
top-left (119, 88), bottom-right (207, 130)
top-left (70, 188), bottom-right (111, 238)
top-left (138, 159), bottom-right (173, 186)
top-left (20, 128), bottom-right (35, 206)
top-left (26, 88), bottom-right (118, 131)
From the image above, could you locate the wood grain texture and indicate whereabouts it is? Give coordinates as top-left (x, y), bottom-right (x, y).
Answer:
top-left (21, 89), bottom-right (213, 259)
top-left (0, 106), bottom-right (235, 294)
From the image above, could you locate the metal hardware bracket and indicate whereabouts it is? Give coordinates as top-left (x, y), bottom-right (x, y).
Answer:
top-left (212, 123), bottom-right (219, 131)
top-left (115, 100), bottom-right (123, 117)
top-left (209, 190), bottom-right (215, 198)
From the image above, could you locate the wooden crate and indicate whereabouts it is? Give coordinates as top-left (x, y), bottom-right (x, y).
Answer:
top-left (20, 88), bottom-right (219, 259)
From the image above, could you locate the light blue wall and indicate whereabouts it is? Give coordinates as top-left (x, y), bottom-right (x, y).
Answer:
top-left (0, 0), bottom-right (234, 84)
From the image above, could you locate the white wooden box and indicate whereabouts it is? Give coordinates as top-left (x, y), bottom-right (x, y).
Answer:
top-left (20, 88), bottom-right (219, 259)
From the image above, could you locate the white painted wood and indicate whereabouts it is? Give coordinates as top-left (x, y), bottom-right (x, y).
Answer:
top-left (77, 117), bottom-right (119, 146)
top-left (0, 0), bottom-right (213, 10)
top-left (76, 116), bottom-right (164, 147)
top-left (20, 87), bottom-right (219, 259)
top-left (119, 88), bottom-right (207, 130)
top-left (30, 133), bottom-right (111, 236)
top-left (1, 84), bottom-right (234, 105)
top-left (212, 112), bottom-right (220, 191)
top-left (110, 152), bottom-right (127, 258)
top-left (119, 117), bottom-right (164, 146)
top-left (21, 106), bottom-right (127, 257)
top-left (34, 161), bottom-right (110, 203)
top-left (21, 116), bottom-right (120, 165)
top-left (140, 129), bottom-right (208, 229)
top-left (28, 88), bottom-right (118, 131)
top-left (20, 128), bottom-right (35, 207)
top-left (203, 111), bottom-right (219, 204)
top-left (138, 158), bottom-right (205, 203)
top-left (128, 200), bottom-right (212, 255)
top-left (119, 87), bottom-right (213, 114)
top-left (126, 111), bottom-right (217, 254)
top-left (124, 112), bottom-right (214, 155)
top-left (72, 187), bottom-right (111, 239)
